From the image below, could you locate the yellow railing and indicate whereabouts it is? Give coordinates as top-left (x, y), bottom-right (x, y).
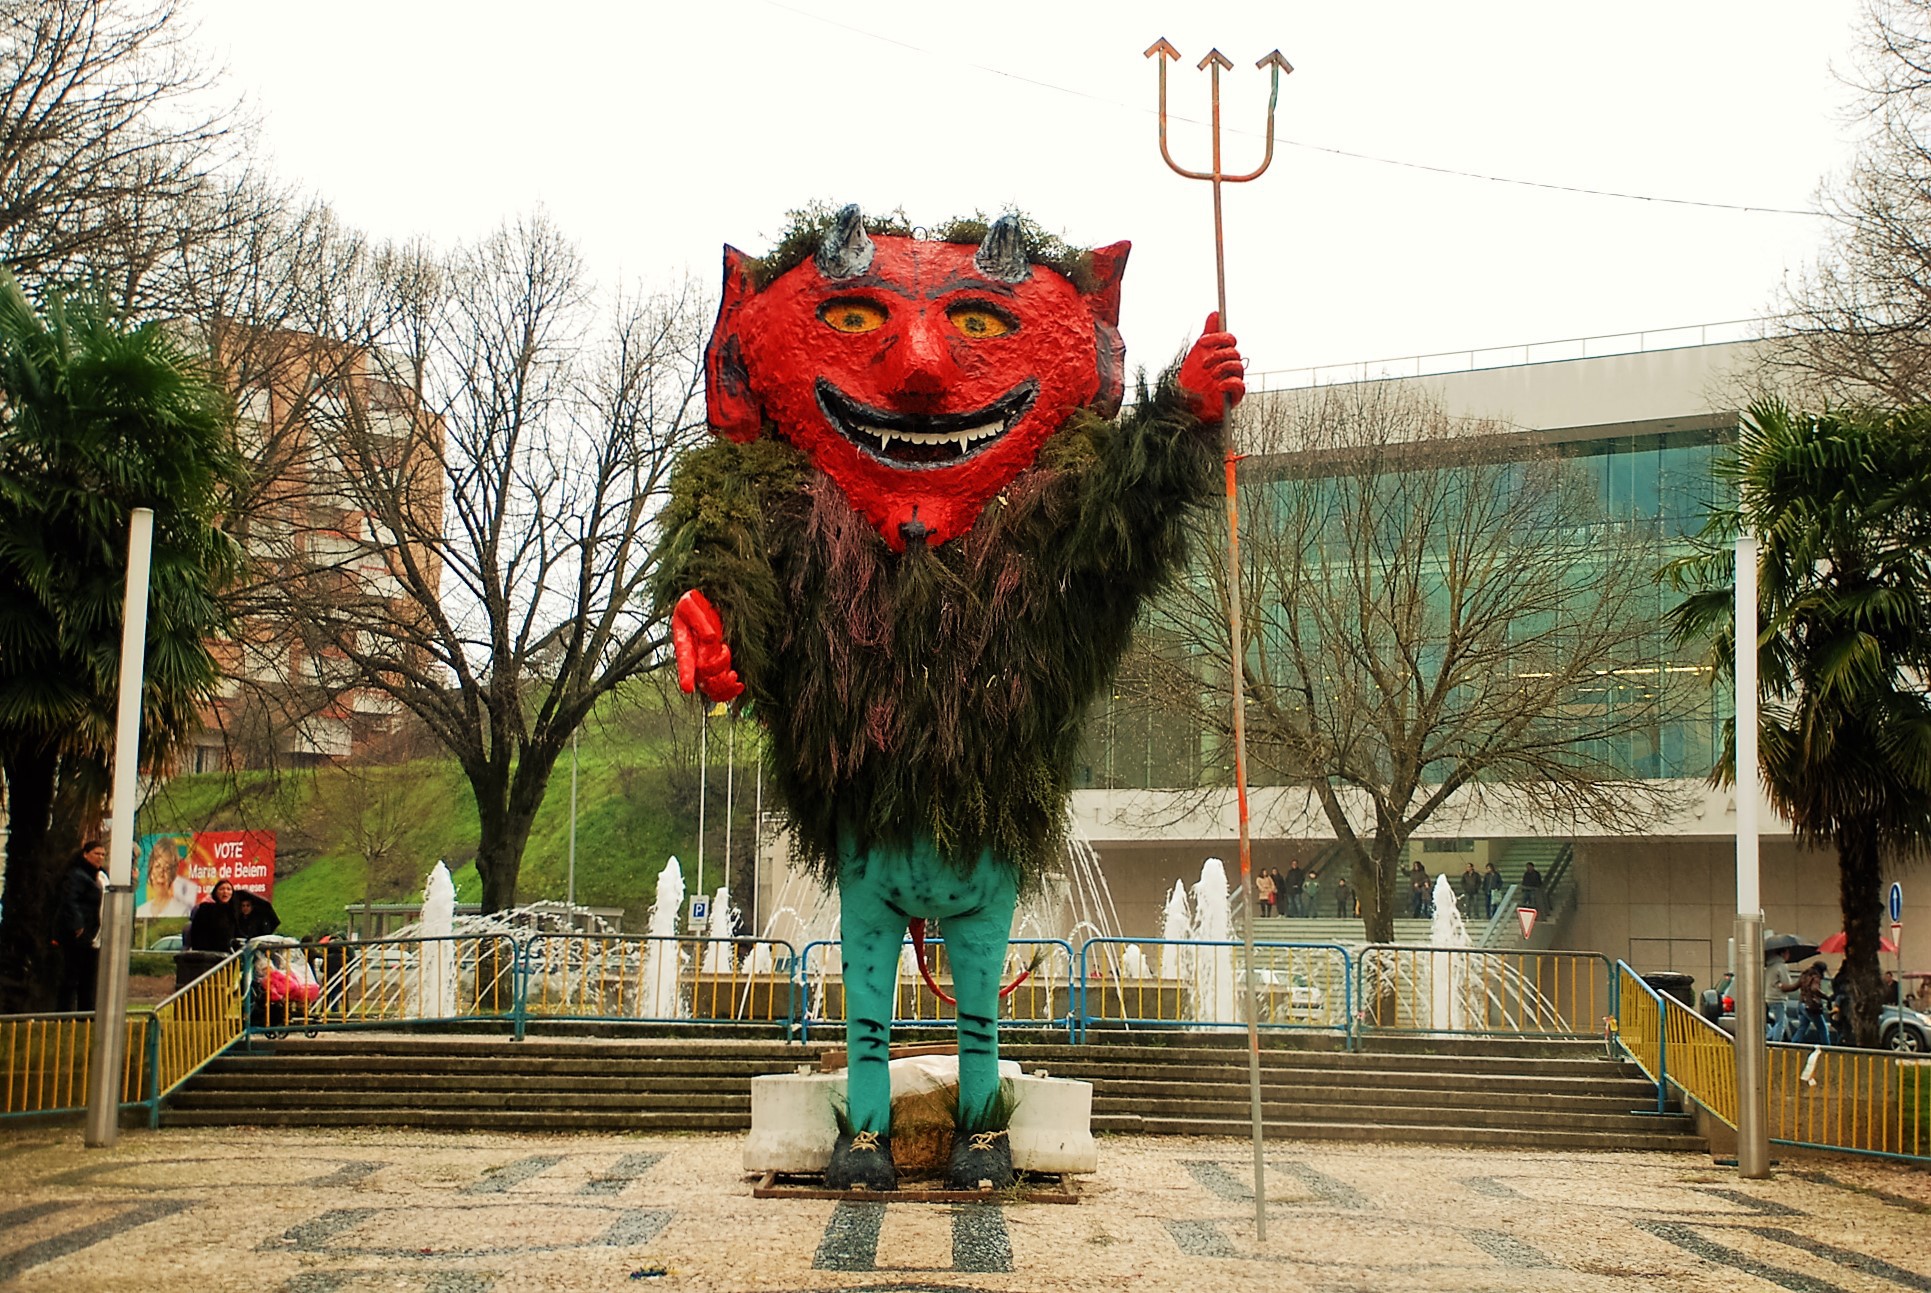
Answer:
top-left (1079, 939), bottom-right (1351, 1031)
top-left (1619, 962), bottom-right (1931, 1159)
top-left (1358, 947), bottom-right (1610, 1035)
top-left (257, 935), bottom-right (520, 1030)
top-left (1768, 1043), bottom-right (1931, 1159)
top-left (1, 1012), bottom-right (152, 1118)
top-left (519, 935), bottom-right (796, 1023)
top-left (150, 951), bottom-right (245, 1097)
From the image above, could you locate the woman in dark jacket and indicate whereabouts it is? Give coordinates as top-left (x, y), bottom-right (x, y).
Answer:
top-left (186, 880), bottom-right (239, 952)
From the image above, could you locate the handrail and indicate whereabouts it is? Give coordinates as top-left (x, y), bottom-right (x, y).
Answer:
top-left (148, 947), bottom-right (247, 1117)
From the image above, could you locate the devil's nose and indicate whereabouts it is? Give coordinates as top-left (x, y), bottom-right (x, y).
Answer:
top-left (883, 313), bottom-right (955, 400)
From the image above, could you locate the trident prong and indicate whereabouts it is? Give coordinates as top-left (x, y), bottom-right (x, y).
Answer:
top-left (1146, 39), bottom-right (1289, 190)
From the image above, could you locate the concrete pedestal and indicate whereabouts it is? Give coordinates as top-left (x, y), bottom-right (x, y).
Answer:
top-left (744, 1056), bottom-right (1097, 1175)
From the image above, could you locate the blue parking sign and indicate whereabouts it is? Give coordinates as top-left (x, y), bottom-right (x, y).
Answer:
top-left (1890, 882), bottom-right (1904, 924)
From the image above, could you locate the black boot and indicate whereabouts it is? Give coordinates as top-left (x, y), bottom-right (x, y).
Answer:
top-left (825, 1130), bottom-right (897, 1191)
top-left (946, 1128), bottom-right (1014, 1191)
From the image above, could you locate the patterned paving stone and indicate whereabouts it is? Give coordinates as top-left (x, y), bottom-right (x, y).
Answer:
top-left (0, 1125), bottom-right (1927, 1291)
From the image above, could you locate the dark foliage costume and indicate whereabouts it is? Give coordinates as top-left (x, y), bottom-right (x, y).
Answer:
top-left (657, 206), bottom-right (1243, 1189)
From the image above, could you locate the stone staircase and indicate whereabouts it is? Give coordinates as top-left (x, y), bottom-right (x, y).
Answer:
top-left (164, 1030), bottom-right (1703, 1153)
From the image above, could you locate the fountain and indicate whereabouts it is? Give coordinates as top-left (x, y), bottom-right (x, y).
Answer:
top-left (641, 856), bottom-right (687, 1018)
top-left (1428, 872), bottom-right (1470, 1031)
top-left (409, 862), bottom-right (458, 1018)
top-left (1189, 858), bottom-right (1237, 1024)
top-left (702, 886), bottom-right (734, 973)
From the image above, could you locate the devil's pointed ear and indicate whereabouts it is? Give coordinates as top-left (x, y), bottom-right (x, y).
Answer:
top-left (1082, 241), bottom-right (1130, 329)
top-left (705, 245), bottom-right (761, 442)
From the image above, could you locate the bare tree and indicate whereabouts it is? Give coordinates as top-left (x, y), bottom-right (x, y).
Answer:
top-left (263, 214), bottom-right (709, 911)
top-left (1780, 0), bottom-right (1931, 402)
top-left (0, 0), bottom-right (236, 284)
top-left (1134, 384), bottom-right (1690, 943)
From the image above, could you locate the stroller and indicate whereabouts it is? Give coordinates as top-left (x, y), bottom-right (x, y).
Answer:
top-left (246, 936), bottom-right (323, 1032)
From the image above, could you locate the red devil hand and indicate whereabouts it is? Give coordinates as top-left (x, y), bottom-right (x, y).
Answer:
top-left (672, 590), bottom-right (744, 703)
top-left (1176, 311), bottom-right (1246, 424)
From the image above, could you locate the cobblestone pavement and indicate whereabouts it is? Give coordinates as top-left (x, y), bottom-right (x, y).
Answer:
top-left (2, 1126), bottom-right (1929, 1292)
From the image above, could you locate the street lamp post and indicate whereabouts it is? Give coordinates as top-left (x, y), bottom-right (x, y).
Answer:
top-left (1734, 532), bottom-right (1770, 1178)
top-left (85, 508), bottom-right (155, 1148)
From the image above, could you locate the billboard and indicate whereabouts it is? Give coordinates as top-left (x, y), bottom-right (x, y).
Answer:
top-left (135, 830), bottom-right (276, 917)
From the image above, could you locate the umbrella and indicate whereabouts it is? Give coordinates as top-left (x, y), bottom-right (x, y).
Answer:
top-left (1762, 933), bottom-right (1822, 961)
top-left (1816, 930), bottom-right (1899, 955)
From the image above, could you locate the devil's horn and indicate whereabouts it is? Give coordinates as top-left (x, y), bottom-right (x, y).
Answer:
top-left (815, 204), bottom-right (874, 279)
top-left (974, 214), bottom-right (1031, 283)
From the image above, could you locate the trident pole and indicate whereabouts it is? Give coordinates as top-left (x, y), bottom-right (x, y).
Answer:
top-left (85, 507), bottom-right (155, 1148)
top-left (1147, 38), bottom-right (1290, 1243)
top-left (1733, 532), bottom-right (1769, 1177)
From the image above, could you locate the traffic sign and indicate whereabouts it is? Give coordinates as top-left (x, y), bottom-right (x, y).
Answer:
top-left (1517, 907), bottom-right (1538, 940)
top-left (1890, 882), bottom-right (1904, 924)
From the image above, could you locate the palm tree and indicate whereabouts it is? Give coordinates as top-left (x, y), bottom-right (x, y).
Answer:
top-left (1668, 398), bottom-right (1931, 1047)
top-left (0, 269), bottom-right (240, 1010)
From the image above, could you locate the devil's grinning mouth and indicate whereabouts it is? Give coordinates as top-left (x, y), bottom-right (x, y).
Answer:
top-left (815, 379), bottom-right (1038, 467)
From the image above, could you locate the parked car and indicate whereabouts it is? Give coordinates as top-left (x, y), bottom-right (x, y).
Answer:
top-left (1698, 969), bottom-right (1931, 1051)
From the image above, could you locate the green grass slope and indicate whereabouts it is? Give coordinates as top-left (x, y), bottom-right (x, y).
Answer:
top-left (142, 719), bottom-right (760, 937)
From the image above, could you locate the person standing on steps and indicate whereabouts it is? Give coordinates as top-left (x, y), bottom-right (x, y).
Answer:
top-left (52, 840), bottom-right (108, 1011)
top-left (1482, 860), bottom-right (1505, 920)
top-left (1283, 857), bottom-right (1306, 919)
top-left (1519, 860), bottom-right (1544, 915)
top-left (1459, 862), bottom-right (1482, 920)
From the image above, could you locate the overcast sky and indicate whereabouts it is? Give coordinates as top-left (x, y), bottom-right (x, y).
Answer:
top-left (190, 0), bottom-right (1862, 384)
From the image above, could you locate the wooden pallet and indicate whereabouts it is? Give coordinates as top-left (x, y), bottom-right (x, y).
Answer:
top-left (751, 1171), bottom-right (1079, 1204)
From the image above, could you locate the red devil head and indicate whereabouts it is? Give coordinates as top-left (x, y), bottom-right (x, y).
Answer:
top-left (705, 207), bottom-right (1128, 550)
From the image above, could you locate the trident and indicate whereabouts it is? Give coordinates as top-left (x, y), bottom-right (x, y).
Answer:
top-left (1146, 37), bottom-right (1290, 1245)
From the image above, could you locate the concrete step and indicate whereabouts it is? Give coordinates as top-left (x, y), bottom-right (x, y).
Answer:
top-left (165, 1032), bottom-right (1703, 1156)
top-left (162, 1107), bottom-right (749, 1131)
top-left (1087, 1078), bottom-right (1663, 1113)
top-left (1090, 1095), bottom-right (1680, 1134)
top-left (1093, 1114), bottom-right (1702, 1153)
top-left (168, 1088), bottom-right (747, 1113)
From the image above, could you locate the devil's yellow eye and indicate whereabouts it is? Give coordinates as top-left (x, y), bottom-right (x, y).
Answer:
top-left (821, 299), bottom-right (887, 334)
top-left (947, 305), bottom-right (1015, 338)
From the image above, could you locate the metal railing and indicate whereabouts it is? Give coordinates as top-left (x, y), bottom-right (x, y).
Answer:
top-left (518, 934), bottom-right (797, 1028)
top-left (795, 938), bottom-right (1076, 1041)
top-left (1, 1011), bottom-right (150, 1120)
top-left (1769, 1043), bottom-right (1931, 1162)
top-left (1356, 946), bottom-right (1610, 1037)
top-left (1076, 938), bottom-right (1352, 1040)
top-left (149, 948), bottom-right (247, 1110)
top-left (1245, 318), bottom-right (1769, 394)
top-left (244, 935), bottom-right (522, 1036)
top-left (1614, 963), bottom-right (1736, 1121)
top-left (1616, 961), bottom-right (1931, 1162)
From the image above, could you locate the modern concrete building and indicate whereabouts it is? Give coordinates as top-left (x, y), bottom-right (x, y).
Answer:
top-left (1067, 328), bottom-right (1929, 996)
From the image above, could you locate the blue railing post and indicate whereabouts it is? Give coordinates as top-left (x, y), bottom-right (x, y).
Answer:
top-left (1075, 940), bottom-right (1091, 1044)
top-left (1655, 998), bottom-right (1670, 1113)
top-left (1342, 948), bottom-right (1356, 1052)
top-left (144, 1013), bottom-right (162, 1128)
top-left (511, 936), bottom-right (529, 1041)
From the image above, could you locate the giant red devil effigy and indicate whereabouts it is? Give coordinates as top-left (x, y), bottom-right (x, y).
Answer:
top-left (658, 205), bottom-right (1243, 1188)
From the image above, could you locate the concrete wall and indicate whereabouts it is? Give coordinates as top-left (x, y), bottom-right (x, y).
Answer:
top-left (1569, 838), bottom-right (1927, 997)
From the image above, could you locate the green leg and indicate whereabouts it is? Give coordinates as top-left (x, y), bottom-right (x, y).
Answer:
top-left (936, 873), bottom-right (1019, 1132)
top-left (836, 873), bottom-right (907, 1135)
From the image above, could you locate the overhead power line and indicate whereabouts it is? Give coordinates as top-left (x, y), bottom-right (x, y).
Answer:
top-left (754, 0), bottom-right (1827, 219)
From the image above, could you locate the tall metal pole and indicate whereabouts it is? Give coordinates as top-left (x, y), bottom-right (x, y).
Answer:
top-left (85, 508), bottom-right (155, 1148)
top-left (567, 727), bottom-right (579, 917)
top-left (1734, 532), bottom-right (1770, 1177)
top-left (696, 711), bottom-right (707, 922)
top-left (1147, 38), bottom-right (1290, 1243)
